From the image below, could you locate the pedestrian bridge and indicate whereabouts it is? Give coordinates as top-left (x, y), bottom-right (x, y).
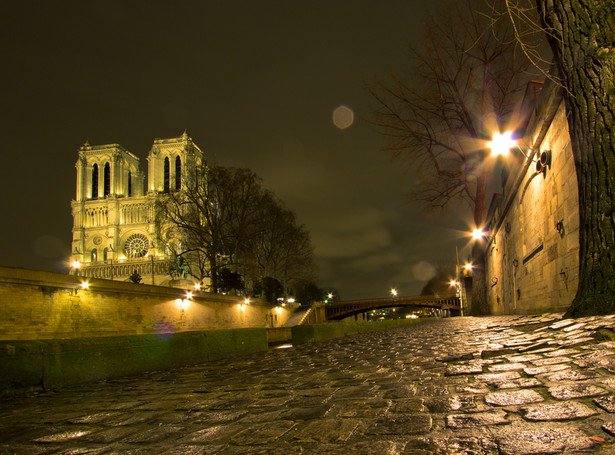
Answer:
top-left (325, 294), bottom-right (461, 320)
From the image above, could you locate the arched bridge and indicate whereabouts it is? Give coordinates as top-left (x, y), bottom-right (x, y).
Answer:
top-left (325, 294), bottom-right (461, 320)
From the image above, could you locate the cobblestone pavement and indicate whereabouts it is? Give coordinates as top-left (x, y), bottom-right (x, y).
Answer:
top-left (5, 314), bottom-right (615, 454)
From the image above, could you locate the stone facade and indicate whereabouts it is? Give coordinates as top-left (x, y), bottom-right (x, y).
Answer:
top-left (70, 132), bottom-right (204, 285)
top-left (485, 81), bottom-right (580, 314)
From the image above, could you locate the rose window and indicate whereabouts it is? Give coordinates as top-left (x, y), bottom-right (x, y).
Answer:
top-left (124, 233), bottom-right (149, 258)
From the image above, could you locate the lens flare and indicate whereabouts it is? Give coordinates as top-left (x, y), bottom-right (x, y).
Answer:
top-left (488, 131), bottom-right (516, 157)
top-left (332, 105), bottom-right (354, 130)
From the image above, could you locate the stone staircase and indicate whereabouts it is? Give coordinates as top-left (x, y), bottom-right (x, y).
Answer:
top-left (283, 306), bottom-right (312, 327)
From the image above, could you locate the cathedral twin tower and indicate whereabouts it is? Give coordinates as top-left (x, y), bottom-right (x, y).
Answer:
top-left (70, 132), bottom-right (204, 285)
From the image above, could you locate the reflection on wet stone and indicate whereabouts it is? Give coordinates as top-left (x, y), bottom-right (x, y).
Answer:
top-left (495, 377), bottom-right (543, 389)
top-left (548, 383), bottom-right (608, 400)
top-left (496, 427), bottom-right (594, 454)
top-left (7, 314), bottom-right (615, 453)
top-left (404, 436), bottom-right (499, 455)
top-left (521, 401), bottom-right (597, 421)
top-left (366, 413), bottom-right (432, 435)
top-left (446, 410), bottom-right (509, 428)
top-left (485, 389), bottom-right (544, 406)
top-left (292, 418), bottom-right (360, 443)
top-left (595, 395), bottom-right (615, 413)
top-left (229, 420), bottom-right (296, 445)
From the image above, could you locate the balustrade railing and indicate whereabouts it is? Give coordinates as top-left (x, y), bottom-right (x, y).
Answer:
top-left (79, 259), bottom-right (172, 280)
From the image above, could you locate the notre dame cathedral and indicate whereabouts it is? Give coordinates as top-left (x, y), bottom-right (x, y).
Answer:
top-left (69, 132), bottom-right (204, 286)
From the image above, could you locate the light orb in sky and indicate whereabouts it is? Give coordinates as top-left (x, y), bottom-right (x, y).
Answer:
top-left (332, 105), bottom-right (354, 129)
top-left (412, 261), bottom-right (435, 281)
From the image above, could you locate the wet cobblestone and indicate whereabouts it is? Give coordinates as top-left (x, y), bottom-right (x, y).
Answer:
top-left (5, 314), bottom-right (615, 453)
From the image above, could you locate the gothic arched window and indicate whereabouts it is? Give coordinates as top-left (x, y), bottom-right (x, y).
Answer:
top-left (128, 171), bottom-right (132, 197)
top-left (92, 163), bottom-right (99, 199)
top-left (175, 156), bottom-right (182, 190)
top-left (103, 247), bottom-right (108, 261)
top-left (103, 162), bottom-right (110, 197)
top-left (91, 248), bottom-right (98, 263)
top-left (163, 157), bottom-right (170, 192)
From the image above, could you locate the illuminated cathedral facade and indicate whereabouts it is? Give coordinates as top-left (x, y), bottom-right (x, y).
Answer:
top-left (70, 132), bottom-right (204, 285)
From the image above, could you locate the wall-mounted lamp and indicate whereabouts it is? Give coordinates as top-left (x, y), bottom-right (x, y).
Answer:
top-left (71, 260), bottom-right (81, 276)
top-left (72, 280), bottom-right (89, 295)
top-left (556, 220), bottom-right (565, 237)
top-left (471, 228), bottom-right (486, 240)
top-left (536, 150), bottom-right (552, 174)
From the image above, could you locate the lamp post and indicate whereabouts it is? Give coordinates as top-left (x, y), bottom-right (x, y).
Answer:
top-left (71, 260), bottom-right (81, 276)
top-left (464, 130), bottom-right (518, 316)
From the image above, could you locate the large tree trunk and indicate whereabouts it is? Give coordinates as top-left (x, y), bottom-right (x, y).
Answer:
top-left (537, 1), bottom-right (615, 316)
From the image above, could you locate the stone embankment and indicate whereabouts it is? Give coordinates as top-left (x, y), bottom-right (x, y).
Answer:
top-left (3, 314), bottom-right (615, 453)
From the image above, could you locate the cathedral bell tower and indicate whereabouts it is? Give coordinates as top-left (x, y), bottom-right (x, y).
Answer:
top-left (69, 133), bottom-right (204, 285)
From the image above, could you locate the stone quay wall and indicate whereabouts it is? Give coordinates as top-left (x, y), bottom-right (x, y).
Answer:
top-left (485, 82), bottom-right (579, 315)
top-left (1, 329), bottom-right (268, 395)
top-left (0, 266), bottom-right (294, 394)
top-left (0, 266), bottom-right (292, 341)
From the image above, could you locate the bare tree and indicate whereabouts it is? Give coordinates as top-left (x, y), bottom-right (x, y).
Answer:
top-left (155, 161), bottom-right (224, 291)
top-left (156, 163), bottom-right (317, 296)
top-left (209, 167), bottom-right (267, 272)
top-left (243, 192), bottom-right (316, 296)
top-left (369, 0), bottom-right (533, 314)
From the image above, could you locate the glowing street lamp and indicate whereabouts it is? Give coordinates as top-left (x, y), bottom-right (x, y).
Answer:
top-left (471, 228), bottom-right (485, 240)
top-left (391, 288), bottom-right (398, 297)
top-left (71, 260), bottom-right (81, 276)
top-left (464, 263), bottom-right (473, 271)
top-left (450, 280), bottom-right (458, 287)
top-left (487, 131), bottom-right (516, 157)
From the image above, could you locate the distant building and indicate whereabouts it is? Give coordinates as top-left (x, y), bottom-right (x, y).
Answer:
top-left (70, 132), bottom-right (205, 285)
top-left (485, 79), bottom-right (579, 314)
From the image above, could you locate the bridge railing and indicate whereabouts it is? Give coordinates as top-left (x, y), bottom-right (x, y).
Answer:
top-left (324, 294), bottom-right (460, 320)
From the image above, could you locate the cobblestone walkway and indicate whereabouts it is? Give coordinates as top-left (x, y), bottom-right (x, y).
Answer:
top-left (4, 314), bottom-right (615, 454)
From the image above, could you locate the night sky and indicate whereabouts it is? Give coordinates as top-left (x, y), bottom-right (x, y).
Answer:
top-left (0, 0), bottom-right (472, 300)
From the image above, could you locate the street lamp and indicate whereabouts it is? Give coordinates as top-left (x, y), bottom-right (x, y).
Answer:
top-left (391, 288), bottom-right (398, 297)
top-left (71, 260), bottom-right (81, 276)
top-left (471, 228), bottom-right (485, 240)
top-left (488, 131), bottom-right (516, 158)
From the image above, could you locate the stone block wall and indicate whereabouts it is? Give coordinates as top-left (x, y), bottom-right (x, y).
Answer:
top-left (0, 266), bottom-right (292, 341)
top-left (1, 329), bottom-right (268, 395)
top-left (485, 98), bottom-right (579, 314)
